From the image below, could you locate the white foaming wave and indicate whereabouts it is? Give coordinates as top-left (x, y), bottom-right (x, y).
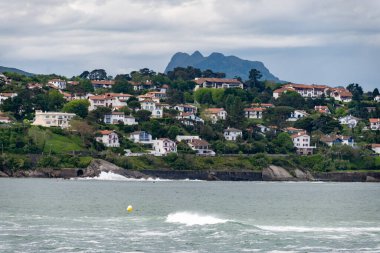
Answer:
top-left (257, 225), bottom-right (380, 233)
top-left (75, 171), bottom-right (171, 181)
top-left (166, 211), bottom-right (229, 226)
top-left (74, 171), bottom-right (203, 182)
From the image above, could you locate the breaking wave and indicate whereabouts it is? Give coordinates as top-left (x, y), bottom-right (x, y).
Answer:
top-left (166, 212), bottom-right (229, 226)
top-left (76, 171), bottom-right (171, 181)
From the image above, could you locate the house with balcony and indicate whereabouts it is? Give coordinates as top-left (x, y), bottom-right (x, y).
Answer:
top-left (370, 118), bottom-right (380, 130)
top-left (287, 110), bottom-right (309, 121)
top-left (176, 112), bottom-right (204, 126)
top-left (152, 138), bottom-right (177, 156)
top-left (204, 108), bottom-right (227, 123)
top-left (187, 139), bottom-right (215, 156)
top-left (291, 131), bottom-right (315, 155)
top-left (129, 131), bottom-right (153, 144)
top-left (244, 107), bottom-right (265, 119)
top-left (273, 83), bottom-right (329, 99)
top-left (224, 127), bottom-right (243, 141)
top-left (32, 110), bottom-right (76, 129)
top-left (140, 99), bottom-right (163, 118)
top-left (96, 130), bottom-right (120, 147)
top-left (88, 93), bottom-right (132, 111)
top-left (194, 78), bottom-right (243, 90)
top-left (104, 112), bottom-right (137, 125)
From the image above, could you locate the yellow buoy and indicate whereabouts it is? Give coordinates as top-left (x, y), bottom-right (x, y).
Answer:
top-left (127, 205), bottom-right (133, 212)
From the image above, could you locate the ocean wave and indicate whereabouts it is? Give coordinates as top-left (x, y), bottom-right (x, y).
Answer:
top-left (74, 171), bottom-right (203, 182)
top-left (74, 171), bottom-right (171, 181)
top-left (165, 211), bottom-right (229, 226)
top-left (257, 225), bottom-right (380, 233)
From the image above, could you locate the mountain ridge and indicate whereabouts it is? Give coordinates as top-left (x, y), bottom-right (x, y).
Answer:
top-left (164, 51), bottom-right (281, 82)
top-left (0, 66), bottom-right (34, 76)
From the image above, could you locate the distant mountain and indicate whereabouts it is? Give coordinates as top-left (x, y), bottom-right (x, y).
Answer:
top-left (0, 66), bottom-right (34, 76)
top-left (165, 51), bottom-right (281, 82)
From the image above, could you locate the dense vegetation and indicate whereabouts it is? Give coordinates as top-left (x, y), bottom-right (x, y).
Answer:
top-left (0, 67), bottom-right (380, 174)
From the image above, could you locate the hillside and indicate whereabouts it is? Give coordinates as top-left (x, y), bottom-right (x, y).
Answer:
top-left (0, 66), bottom-right (34, 76)
top-left (164, 51), bottom-right (281, 82)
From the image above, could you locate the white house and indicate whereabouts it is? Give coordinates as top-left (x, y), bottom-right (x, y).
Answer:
top-left (314, 105), bottom-right (330, 114)
top-left (320, 134), bottom-right (355, 147)
top-left (287, 110), bottom-right (309, 121)
top-left (244, 108), bottom-right (265, 119)
top-left (371, 144), bottom-right (380, 154)
top-left (129, 131), bottom-right (153, 144)
top-left (104, 112), bottom-right (137, 125)
top-left (187, 139), bottom-right (215, 156)
top-left (329, 88), bottom-right (352, 102)
top-left (176, 112), bottom-right (204, 126)
top-left (173, 104), bottom-right (198, 114)
top-left (291, 131), bottom-right (315, 155)
top-left (140, 99), bottom-right (163, 118)
top-left (194, 78), bottom-right (243, 90)
top-left (152, 138), bottom-right (177, 156)
top-left (224, 127), bottom-right (243, 141)
top-left (88, 93), bottom-right (132, 111)
top-left (375, 96), bottom-right (380, 102)
top-left (204, 108), bottom-right (227, 123)
top-left (339, 115), bottom-right (360, 128)
top-left (370, 118), bottom-right (380, 130)
top-left (176, 135), bottom-right (200, 142)
top-left (257, 124), bottom-right (271, 133)
top-left (91, 80), bottom-right (115, 89)
top-left (32, 110), bottom-right (76, 129)
top-left (273, 83), bottom-right (329, 99)
top-left (0, 115), bottom-right (11, 123)
top-left (48, 79), bottom-right (66, 90)
top-left (0, 93), bottom-right (17, 105)
top-left (96, 130), bottom-right (120, 147)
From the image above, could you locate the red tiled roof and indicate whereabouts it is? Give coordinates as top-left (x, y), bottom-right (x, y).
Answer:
top-left (99, 130), bottom-right (114, 135)
top-left (371, 144), bottom-right (380, 148)
top-left (369, 118), bottom-right (380, 123)
top-left (205, 108), bottom-right (225, 114)
top-left (244, 107), bottom-right (265, 112)
top-left (291, 131), bottom-right (308, 139)
top-left (189, 139), bottom-right (210, 147)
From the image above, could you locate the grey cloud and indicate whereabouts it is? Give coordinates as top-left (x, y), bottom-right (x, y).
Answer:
top-left (0, 0), bottom-right (379, 90)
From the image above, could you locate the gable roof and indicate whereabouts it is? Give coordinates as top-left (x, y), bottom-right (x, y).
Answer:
top-left (194, 78), bottom-right (242, 85)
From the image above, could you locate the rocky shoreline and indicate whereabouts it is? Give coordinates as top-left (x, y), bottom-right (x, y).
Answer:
top-left (1, 159), bottom-right (379, 182)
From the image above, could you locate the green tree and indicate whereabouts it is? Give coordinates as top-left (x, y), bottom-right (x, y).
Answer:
top-left (62, 99), bottom-right (90, 118)
top-left (89, 69), bottom-right (107, 80)
top-left (275, 91), bottom-right (306, 109)
top-left (273, 132), bottom-right (295, 153)
top-left (373, 88), bottom-right (379, 97)
top-left (133, 110), bottom-right (151, 122)
top-left (346, 83), bottom-right (363, 101)
top-left (111, 79), bottom-right (133, 93)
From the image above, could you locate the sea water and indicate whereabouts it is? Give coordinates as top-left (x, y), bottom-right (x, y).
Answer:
top-left (1, 174), bottom-right (380, 252)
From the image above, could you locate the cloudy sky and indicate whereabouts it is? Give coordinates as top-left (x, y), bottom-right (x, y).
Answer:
top-left (0, 0), bottom-right (379, 90)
